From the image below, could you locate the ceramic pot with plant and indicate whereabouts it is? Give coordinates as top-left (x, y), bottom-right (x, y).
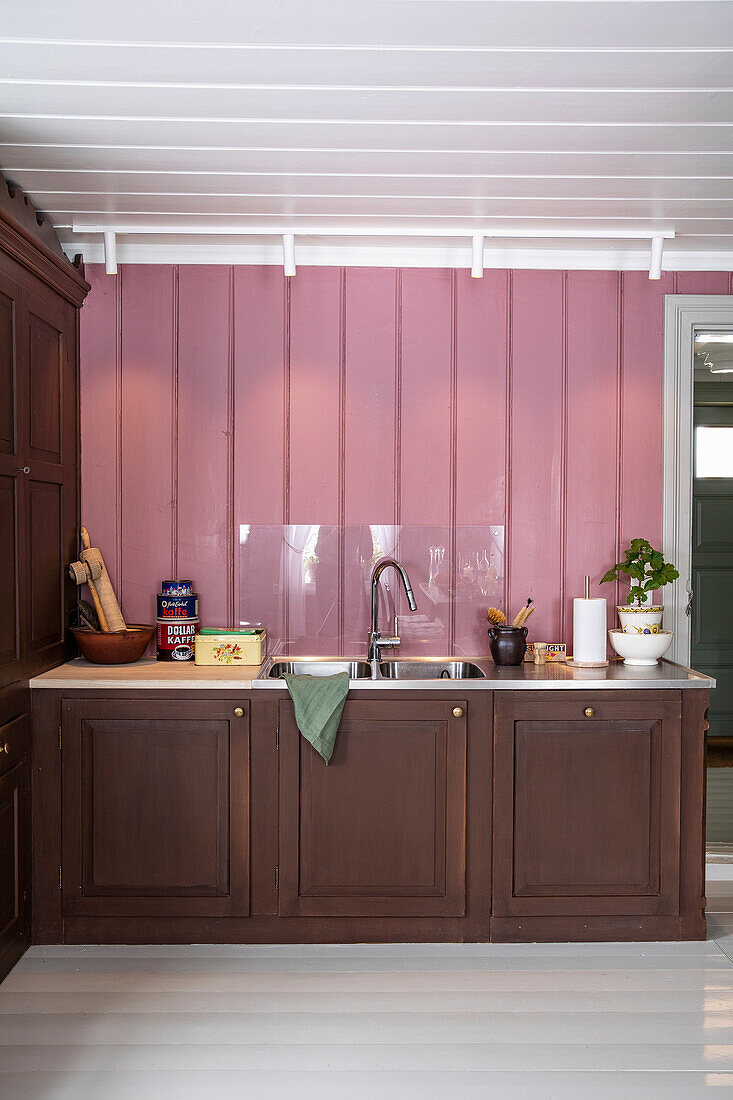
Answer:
top-left (600, 539), bottom-right (679, 634)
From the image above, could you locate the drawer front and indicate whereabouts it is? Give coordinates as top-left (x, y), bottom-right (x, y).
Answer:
top-left (0, 712), bottom-right (29, 778)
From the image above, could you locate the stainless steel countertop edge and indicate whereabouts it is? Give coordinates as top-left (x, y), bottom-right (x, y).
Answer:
top-left (30, 657), bottom-right (715, 690)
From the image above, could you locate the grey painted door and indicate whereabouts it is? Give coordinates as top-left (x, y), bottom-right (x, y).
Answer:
top-left (692, 403), bottom-right (733, 744)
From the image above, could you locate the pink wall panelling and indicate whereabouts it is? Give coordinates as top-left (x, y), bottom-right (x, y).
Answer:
top-left (80, 264), bottom-right (733, 655)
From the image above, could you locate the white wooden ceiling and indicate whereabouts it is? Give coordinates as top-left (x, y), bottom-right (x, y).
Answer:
top-left (3, 0), bottom-right (733, 269)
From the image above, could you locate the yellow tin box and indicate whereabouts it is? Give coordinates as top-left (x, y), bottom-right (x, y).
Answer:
top-left (524, 642), bottom-right (566, 663)
top-left (194, 628), bottom-right (267, 666)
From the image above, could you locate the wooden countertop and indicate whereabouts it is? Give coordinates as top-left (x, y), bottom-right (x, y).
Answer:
top-left (30, 658), bottom-right (261, 690)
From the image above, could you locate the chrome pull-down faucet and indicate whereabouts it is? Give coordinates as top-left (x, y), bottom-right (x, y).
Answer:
top-left (368, 559), bottom-right (418, 662)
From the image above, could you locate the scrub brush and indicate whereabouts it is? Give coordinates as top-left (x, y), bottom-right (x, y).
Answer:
top-left (513, 599), bottom-right (535, 628)
top-left (487, 607), bottom-right (506, 625)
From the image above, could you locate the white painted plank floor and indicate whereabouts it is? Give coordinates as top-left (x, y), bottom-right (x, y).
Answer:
top-left (3, 896), bottom-right (733, 1098)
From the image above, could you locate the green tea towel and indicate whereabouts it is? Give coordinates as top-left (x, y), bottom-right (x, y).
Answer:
top-left (281, 672), bottom-right (349, 764)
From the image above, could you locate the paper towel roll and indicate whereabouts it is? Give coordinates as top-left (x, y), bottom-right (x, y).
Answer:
top-left (573, 597), bottom-right (607, 665)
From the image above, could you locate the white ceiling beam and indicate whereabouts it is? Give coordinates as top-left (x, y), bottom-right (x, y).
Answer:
top-left (72, 222), bottom-right (676, 240)
top-left (4, 86), bottom-right (733, 127)
top-left (2, 116), bottom-right (733, 156)
top-left (4, 0), bottom-right (733, 50)
top-left (3, 43), bottom-right (733, 90)
top-left (8, 149), bottom-right (733, 177)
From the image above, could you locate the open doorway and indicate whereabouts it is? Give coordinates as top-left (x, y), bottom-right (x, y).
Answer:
top-left (664, 297), bottom-right (733, 860)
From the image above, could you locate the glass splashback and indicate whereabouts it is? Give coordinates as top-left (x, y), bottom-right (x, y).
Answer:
top-left (239, 525), bottom-right (504, 657)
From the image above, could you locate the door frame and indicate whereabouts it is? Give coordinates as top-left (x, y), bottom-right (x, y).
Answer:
top-left (663, 295), bottom-right (733, 665)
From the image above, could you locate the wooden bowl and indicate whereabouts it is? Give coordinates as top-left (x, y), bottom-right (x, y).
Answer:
top-left (71, 625), bottom-right (155, 665)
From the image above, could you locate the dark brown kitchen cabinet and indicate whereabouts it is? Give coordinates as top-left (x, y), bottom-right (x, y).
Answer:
top-left (278, 696), bottom-right (468, 918)
top-left (0, 246), bottom-right (85, 692)
top-left (491, 691), bottom-right (694, 941)
top-left (0, 708), bottom-right (30, 977)
top-left (60, 697), bottom-right (251, 917)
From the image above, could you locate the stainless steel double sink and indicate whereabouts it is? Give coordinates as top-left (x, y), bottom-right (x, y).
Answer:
top-left (267, 658), bottom-right (485, 681)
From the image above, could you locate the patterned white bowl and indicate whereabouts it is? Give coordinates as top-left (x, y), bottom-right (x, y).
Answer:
top-left (608, 628), bottom-right (673, 666)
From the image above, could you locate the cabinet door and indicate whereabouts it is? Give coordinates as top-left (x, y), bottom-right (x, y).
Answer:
top-left (0, 267), bottom-right (25, 689)
top-left (22, 286), bottom-right (77, 675)
top-left (61, 698), bottom-right (250, 917)
top-left (278, 697), bottom-right (467, 917)
top-left (0, 760), bottom-right (29, 974)
top-left (493, 692), bottom-right (682, 919)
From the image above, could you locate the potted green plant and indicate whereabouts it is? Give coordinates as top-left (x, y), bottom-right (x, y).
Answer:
top-left (600, 538), bottom-right (679, 635)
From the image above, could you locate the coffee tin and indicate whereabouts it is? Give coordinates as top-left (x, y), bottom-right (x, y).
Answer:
top-left (156, 618), bottom-right (199, 661)
top-left (161, 579), bottom-right (194, 595)
top-left (156, 594), bottom-right (199, 619)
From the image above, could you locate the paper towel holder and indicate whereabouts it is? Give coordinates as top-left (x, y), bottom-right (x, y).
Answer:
top-left (567, 575), bottom-right (610, 668)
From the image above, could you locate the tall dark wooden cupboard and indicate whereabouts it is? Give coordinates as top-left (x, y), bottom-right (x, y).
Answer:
top-left (0, 177), bottom-right (88, 981)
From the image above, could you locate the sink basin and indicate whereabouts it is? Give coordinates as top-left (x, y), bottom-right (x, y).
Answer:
top-left (268, 659), bottom-right (373, 679)
top-left (378, 660), bottom-right (485, 680)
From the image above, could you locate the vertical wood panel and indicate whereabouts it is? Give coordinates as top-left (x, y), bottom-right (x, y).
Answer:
top-left (400, 269), bottom-right (453, 654)
top-left (176, 267), bottom-right (231, 627)
top-left (79, 267), bottom-right (121, 590)
top-left (675, 272), bottom-right (731, 296)
top-left (233, 268), bottom-right (286, 525)
top-left (288, 268), bottom-right (343, 524)
top-left (232, 267), bottom-right (286, 635)
top-left (400, 269), bottom-right (453, 527)
top-left (454, 270), bottom-right (509, 654)
top-left (343, 268), bottom-right (398, 650)
top-left (563, 272), bottom-right (621, 644)
top-left (288, 268), bottom-right (343, 652)
top-left (455, 270), bottom-right (508, 527)
top-left (344, 268), bottom-right (397, 524)
top-left (509, 270), bottom-right (565, 642)
top-left (120, 265), bottom-right (176, 626)
top-left (619, 272), bottom-right (674, 554)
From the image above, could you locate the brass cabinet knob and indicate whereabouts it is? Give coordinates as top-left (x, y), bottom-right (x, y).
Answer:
top-left (452, 707), bottom-right (463, 718)
top-left (233, 707), bottom-right (244, 718)
top-left (584, 706), bottom-right (595, 718)
top-left (0, 743), bottom-right (8, 754)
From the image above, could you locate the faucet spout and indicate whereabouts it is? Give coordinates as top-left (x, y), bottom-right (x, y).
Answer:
top-left (368, 559), bottom-right (418, 662)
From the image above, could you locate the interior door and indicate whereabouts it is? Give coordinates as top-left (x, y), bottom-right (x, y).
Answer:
top-left (692, 403), bottom-right (733, 742)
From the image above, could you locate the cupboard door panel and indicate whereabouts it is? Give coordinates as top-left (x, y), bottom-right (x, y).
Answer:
top-left (28, 310), bottom-right (63, 464)
top-left (88, 721), bottom-right (227, 894)
top-left (279, 698), bottom-right (467, 917)
top-left (0, 288), bottom-right (15, 457)
top-left (62, 699), bottom-right (250, 917)
top-left (493, 692), bottom-right (681, 919)
top-left (513, 722), bottom-right (660, 896)
top-left (28, 479), bottom-right (64, 652)
top-left (0, 760), bottom-right (29, 969)
top-left (0, 476), bottom-right (21, 685)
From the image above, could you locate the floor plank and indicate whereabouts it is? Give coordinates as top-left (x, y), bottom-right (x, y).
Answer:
top-left (2, 940), bottom-right (733, 1096)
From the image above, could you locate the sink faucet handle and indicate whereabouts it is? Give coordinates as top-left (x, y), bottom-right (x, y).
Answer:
top-left (393, 615), bottom-right (399, 637)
